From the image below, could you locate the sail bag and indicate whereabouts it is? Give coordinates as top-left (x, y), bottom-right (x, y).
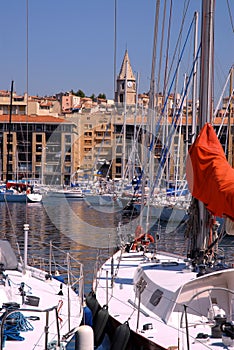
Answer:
top-left (186, 123), bottom-right (234, 221)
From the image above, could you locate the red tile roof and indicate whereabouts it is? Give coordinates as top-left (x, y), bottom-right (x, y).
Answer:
top-left (0, 114), bottom-right (69, 123)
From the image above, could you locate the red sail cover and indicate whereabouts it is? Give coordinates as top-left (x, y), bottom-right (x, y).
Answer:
top-left (186, 123), bottom-right (234, 220)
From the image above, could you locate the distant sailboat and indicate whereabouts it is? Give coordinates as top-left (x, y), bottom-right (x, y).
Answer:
top-left (1, 81), bottom-right (42, 203)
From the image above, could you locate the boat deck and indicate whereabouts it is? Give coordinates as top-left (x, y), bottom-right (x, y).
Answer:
top-left (95, 249), bottom-right (233, 349)
top-left (0, 267), bottom-right (82, 350)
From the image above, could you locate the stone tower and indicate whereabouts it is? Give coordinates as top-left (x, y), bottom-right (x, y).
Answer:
top-left (115, 50), bottom-right (136, 105)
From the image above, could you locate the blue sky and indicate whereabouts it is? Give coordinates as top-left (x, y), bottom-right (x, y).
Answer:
top-left (0, 0), bottom-right (233, 103)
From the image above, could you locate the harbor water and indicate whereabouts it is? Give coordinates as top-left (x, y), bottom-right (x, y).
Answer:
top-left (1, 198), bottom-right (234, 294)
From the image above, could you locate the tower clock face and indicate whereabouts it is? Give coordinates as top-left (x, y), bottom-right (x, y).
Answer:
top-left (127, 81), bottom-right (133, 88)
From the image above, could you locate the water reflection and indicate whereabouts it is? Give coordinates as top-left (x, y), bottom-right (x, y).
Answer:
top-left (0, 200), bottom-right (233, 293)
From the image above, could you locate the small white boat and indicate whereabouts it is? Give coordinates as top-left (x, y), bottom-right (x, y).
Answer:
top-left (46, 187), bottom-right (84, 199)
top-left (0, 230), bottom-right (84, 349)
top-left (85, 193), bottom-right (129, 209)
top-left (0, 190), bottom-right (42, 203)
top-left (0, 181), bottom-right (42, 203)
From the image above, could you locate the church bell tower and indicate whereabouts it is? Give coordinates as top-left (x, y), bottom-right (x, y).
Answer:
top-left (115, 50), bottom-right (136, 105)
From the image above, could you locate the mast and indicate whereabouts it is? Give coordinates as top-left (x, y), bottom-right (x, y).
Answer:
top-left (191, 11), bottom-right (199, 143)
top-left (6, 80), bottom-right (14, 182)
top-left (228, 66), bottom-right (233, 165)
top-left (189, 0), bottom-right (215, 260)
top-left (144, 0), bottom-right (160, 233)
top-left (121, 58), bottom-right (128, 181)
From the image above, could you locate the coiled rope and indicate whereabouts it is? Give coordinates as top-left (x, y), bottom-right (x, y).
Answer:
top-left (1, 311), bottom-right (33, 345)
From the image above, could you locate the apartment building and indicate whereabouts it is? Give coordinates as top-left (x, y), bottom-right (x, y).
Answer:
top-left (0, 114), bottom-right (77, 185)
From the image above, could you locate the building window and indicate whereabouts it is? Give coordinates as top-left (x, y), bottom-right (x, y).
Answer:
top-left (36, 155), bottom-right (42, 162)
top-left (7, 134), bottom-right (13, 143)
top-left (7, 144), bottom-right (13, 152)
top-left (65, 145), bottom-right (71, 153)
top-left (84, 140), bottom-right (92, 145)
top-left (35, 165), bottom-right (41, 173)
top-left (116, 166), bottom-right (121, 174)
top-left (84, 124), bottom-right (93, 129)
top-left (64, 166), bottom-right (71, 173)
top-left (35, 125), bottom-right (43, 131)
top-left (36, 144), bottom-right (43, 152)
top-left (36, 134), bottom-right (42, 143)
top-left (116, 146), bottom-right (122, 154)
top-left (84, 155), bottom-right (92, 161)
top-left (65, 155), bottom-right (71, 162)
top-left (84, 132), bottom-right (92, 137)
top-left (65, 134), bottom-right (71, 143)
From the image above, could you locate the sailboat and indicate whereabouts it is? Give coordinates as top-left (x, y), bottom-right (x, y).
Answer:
top-left (0, 230), bottom-right (84, 349)
top-left (94, 1), bottom-right (234, 349)
top-left (0, 180), bottom-right (42, 203)
top-left (0, 81), bottom-right (42, 203)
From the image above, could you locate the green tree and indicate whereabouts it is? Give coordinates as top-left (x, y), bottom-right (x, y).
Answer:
top-left (76, 89), bottom-right (85, 98)
top-left (90, 93), bottom-right (95, 101)
top-left (98, 93), bottom-right (106, 100)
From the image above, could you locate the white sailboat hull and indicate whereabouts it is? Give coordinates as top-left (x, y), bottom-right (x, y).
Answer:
top-left (95, 248), bottom-right (234, 350)
top-left (0, 240), bottom-right (83, 349)
top-left (0, 192), bottom-right (42, 203)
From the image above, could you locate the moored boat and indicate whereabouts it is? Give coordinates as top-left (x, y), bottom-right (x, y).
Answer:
top-left (93, 1), bottom-right (234, 349)
top-left (0, 230), bottom-right (84, 349)
top-left (0, 181), bottom-right (42, 203)
top-left (94, 241), bottom-right (234, 350)
top-left (46, 187), bottom-right (84, 199)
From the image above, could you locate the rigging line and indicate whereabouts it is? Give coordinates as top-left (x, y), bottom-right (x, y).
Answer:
top-left (163, 0), bottom-right (172, 98)
top-left (130, 13), bottom-right (196, 194)
top-left (217, 93), bottom-right (234, 133)
top-left (157, 0), bottom-right (167, 95)
top-left (150, 15), bottom-right (197, 151)
top-left (213, 68), bottom-right (232, 123)
top-left (226, 0), bottom-right (234, 32)
top-left (152, 45), bottom-right (201, 191)
top-left (164, 0), bottom-right (191, 92)
top-left (148, 0), bottom-right (160, 111)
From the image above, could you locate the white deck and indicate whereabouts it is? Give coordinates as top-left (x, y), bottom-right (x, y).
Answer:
top-left (0, 266), bottom-right (82, 349)
top-left (95, 249), bottom-right (234, 350)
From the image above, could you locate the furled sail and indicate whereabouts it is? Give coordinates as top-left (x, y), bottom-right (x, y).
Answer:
top-left (186, 123), bottom-right (234, 221)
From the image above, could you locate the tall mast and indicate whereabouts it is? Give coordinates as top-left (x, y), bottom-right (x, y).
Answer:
top-left (191, 11), bottom-right (199, 143)
top-left (121, 59), bottom-right (128, 181)
top-left (145, 0), bottom-right (160, 233)
top-left (228, 66), bottom-right (233, 165)
top-left (198, 0), bottom-right (215, 128)
top-left (6, 80), bottom-right (14, 182)
top-left (190, 0), bottom-right (215, 260)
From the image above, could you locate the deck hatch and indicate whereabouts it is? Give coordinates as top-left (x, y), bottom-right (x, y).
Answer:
top-left (150, 289), bottom-right (163, 306)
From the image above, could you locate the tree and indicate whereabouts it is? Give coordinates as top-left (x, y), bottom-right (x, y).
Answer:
top-left (76, 89), bottom-right (85, 98)
top-left (90, 94), bottom-right (95, 101)
top-left (98, 93), bottom-right (106, 100)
